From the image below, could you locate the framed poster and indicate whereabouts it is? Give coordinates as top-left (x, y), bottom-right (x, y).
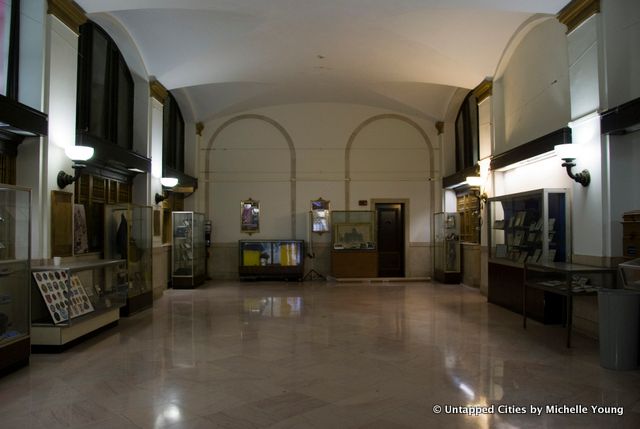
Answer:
top-left (311, 198), bottom-right (329, 233)
top-left (241, 199), bottom-right (260, 234)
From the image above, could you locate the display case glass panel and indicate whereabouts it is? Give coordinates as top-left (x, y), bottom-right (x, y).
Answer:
top-left (172, 212), bottom-right (206, 287)
top-left (619, 258), bottom-right (640, 291)
top-left (30, 260), bottom-right (127, 347)
top-left (0, 186), bottom-right (30, 348)
top-left (488, 189), bottom-right (569, 267)
top-left (105, 204), bottom-right (153, 308)
top-left (330, 211), bottom-right (376, 250)
top-left (434, 212), bottom-right (461, 277)
top-left (238, 240), bottom-right (304, 280)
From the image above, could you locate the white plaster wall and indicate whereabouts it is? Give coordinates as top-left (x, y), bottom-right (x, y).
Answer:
top-left (608, 132), bottom-right (640, 257)
top-left (494, 19), bottom-right (570, 152)
top-left (478, 97), bottom-right (492, 160)
top-left (568, 15), bottom-right (603, 119)
top-left (202, 103), bottom-right (437, 278)
top-left (602, 0), bottom-right (640, 108)
top-left (25, 15), bottom-right (79, 260)
top-left (18, 0), bottom-right (46, 111)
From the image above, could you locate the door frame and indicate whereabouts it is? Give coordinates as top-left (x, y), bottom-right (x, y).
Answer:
top-left (372, 198), bottom-right (410, 277)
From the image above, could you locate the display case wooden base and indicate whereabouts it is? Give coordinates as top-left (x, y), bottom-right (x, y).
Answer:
top-left (0, 337), bottom-right (30, 375)
top-left (173, 274), bottom-right (206, 288)
top-left (488, 261), bottom-right (564, 324)
top-left (31, 308), bottom-right (119, 351)
top-left (120, 291), bottom-right (153, 317)
top-left (331, 250), bottom-right (378, 278)
top-left (434, 269), bottom-right (462, 284)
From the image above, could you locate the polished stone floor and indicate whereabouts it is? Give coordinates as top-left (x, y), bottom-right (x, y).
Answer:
top-left (1, 280), bottom-right (639, 428)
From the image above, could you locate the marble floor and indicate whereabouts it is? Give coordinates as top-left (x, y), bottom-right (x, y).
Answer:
top-left (1, 280), bottom-right (639, 428)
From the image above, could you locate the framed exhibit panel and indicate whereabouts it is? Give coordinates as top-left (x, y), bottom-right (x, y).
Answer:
top-left (51, 191), bottom-right (73, 257)
top-left (241, 199), bottom-right (260, 234)
top-left (311, 198), bottom-right (330, 233)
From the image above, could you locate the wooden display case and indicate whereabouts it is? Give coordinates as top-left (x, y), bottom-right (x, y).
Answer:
top-left (330, 211), bottom-right (377, 278)
top-left (487, 189), bottom-right (569, 323)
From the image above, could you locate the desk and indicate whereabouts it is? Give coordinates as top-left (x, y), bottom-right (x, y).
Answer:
top-left (523, 261), bottom-right (617, 347)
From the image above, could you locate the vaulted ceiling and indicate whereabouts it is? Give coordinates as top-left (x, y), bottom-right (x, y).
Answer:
top-left (76, 0), bottom-right (568, 122)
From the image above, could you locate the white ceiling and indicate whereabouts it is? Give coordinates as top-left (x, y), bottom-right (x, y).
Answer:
top-left (76, 0), bottom-right (568, 122)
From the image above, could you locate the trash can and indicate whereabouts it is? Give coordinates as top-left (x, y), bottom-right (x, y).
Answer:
top-left (598, 288), bottom-right (640, 370)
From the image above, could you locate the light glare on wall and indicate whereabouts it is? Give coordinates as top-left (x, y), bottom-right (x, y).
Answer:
top-left (466, 176), bottom-right (483, 187)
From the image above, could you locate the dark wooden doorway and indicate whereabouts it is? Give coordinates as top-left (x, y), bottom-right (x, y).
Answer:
top-left (376, 203), bottom-right (405, 277)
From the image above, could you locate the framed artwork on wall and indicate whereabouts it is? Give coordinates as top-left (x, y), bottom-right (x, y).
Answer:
top-left (241, 199), bottom-right (260, 234)
top-left (311, 197), bottom-right (329, 233)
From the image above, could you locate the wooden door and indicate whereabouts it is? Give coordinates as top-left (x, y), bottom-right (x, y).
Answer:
top-left (376, 203), bottom-right (405, 277)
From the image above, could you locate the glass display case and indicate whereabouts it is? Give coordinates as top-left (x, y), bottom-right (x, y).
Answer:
top-left (31, 259), bottom-right (127, 349)
top-left (105, 204), bottom-right (153, 316)
top-left (330, 211), bottom-right (377, 277)
top-left (524, 261), bottom-right (617, 347)
top-left (619, 258), bottom-right (640, 291)
top-left (0, 185), bottom-right (31, 372)
top-left (487, 189), bottom-right (569, 323)
top-left (433, 212), bottom-right (461, 283)
top-left (172, 211), bottom-right (206, 288)
top-left (488, 189), bottom-right (569, 266)
top-left (331, 211), bottom-right (376, 250)
top-left (239, 240), bottom-right (304, 281)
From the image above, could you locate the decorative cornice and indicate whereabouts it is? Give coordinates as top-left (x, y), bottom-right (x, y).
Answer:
top-left (473, 79), bottom-right (493, 103)
top-left (47, 0), bottom-right (86, 35)
top-left (557, 0), bottom-right (600, 34)
top-left (435, 121), bottom-right (444, 135)
top-left (196, 122), bottom-right (204, 136)
top-left (149, 80), bottom-right (168, 104)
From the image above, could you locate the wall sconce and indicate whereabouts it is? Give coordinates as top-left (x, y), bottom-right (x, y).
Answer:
top-left (155, 193), bottom-right (168, 204)
top-left (554, 144), bottom-right (590, 186)
top-left (466, 176), bottom-right (488, 204)
top-left (155, 177), bottom-right (178, 205)
top-left (160, 177), bottom-right (179, 188)
top-left (57, 145), bottom-right (94, 189)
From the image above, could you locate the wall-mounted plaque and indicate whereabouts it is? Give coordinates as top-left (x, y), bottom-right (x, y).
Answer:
top-left (241, 199), bottom-right (260, 234)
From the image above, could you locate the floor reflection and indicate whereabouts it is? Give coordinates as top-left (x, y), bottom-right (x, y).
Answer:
top-left (0, 280), bottom-right (638, 429)
top-left (244, 296), bottom-right (303, 319)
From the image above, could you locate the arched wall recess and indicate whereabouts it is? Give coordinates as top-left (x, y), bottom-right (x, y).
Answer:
top-left (204, 114), bottom-right (297, 237)
top-left (344, 113), bottom-right (435, 214)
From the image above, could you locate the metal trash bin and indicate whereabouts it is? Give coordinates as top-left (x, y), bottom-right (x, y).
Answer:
top-left (598, 288), bottom-right (640, 370)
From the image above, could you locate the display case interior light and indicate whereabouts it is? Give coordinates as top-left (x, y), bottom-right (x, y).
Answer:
top-left (64, 145), bottom-right (94, 161)
top-left (161, 177), bottom-right (179, 188)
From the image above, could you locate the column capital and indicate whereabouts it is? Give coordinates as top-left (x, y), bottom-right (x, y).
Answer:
top-left (558, 0), bottom-right (600, 34)
top-left (47, 0), bottom-right (87, 35)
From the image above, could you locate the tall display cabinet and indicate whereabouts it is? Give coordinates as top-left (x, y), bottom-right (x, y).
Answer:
top-left (433, 212), bottom-right (461, 283)
top-left (172, 211), bottom-right (206, 288)
top-left (0, 186), bottom-right (31, 373)
top-left (487, 188), bottom-right (569, 323)
top-left (105, 204), bottom-right (153, 316)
